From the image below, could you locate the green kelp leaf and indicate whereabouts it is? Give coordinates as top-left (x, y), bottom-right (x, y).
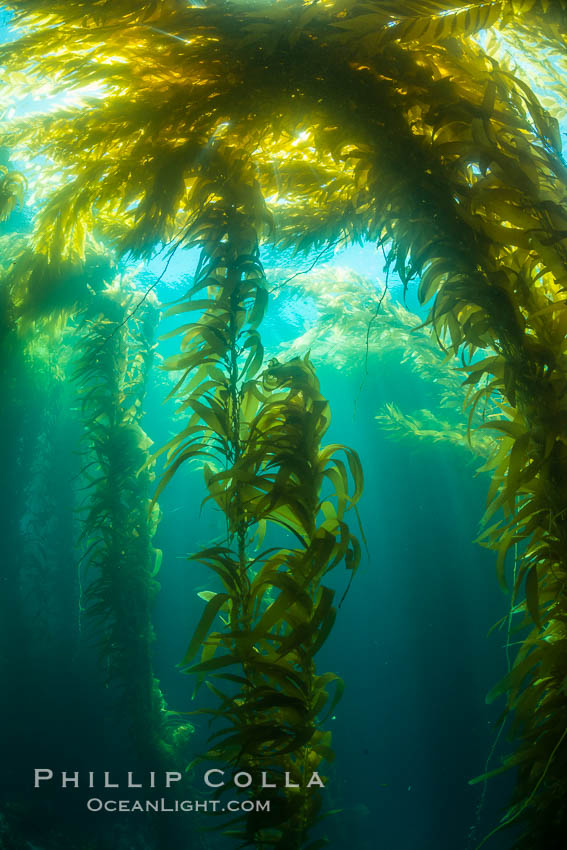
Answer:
top-left (252, 579), bottom-right (313, 640)
top-left (496, 529), bottom-right (514, 592)
top-left (188, 545), bottom-right (238, 565)
top-left (271, 725), bottom-right (317, 756)
top-left (323, 466), bottom-right (347, 518)
top-left (477, 419), bottom-right (525, 439)
top-left (525, 565), bottom-right (541, 627)
top-left (311, 606), bottom-right (337, 655)
top-left (248, 691), bottom-right (308, 718)
top-left (248, 282), bottom-right (268, 328)
top-left (196, 588), bottom-right (215, 603)
top-left (181, 593), bottom-right (230, 667)
top-left (204, 680), bottom-right (235, 709)
top-left (250, 659), bottom-right (308, 697)
top-left (240, 330), bottom-right (264, 380)
top-left (212, 724), bottom-right (292, 755)
top-left (486, 653), bottom-right (541, 705)
top-left (186, 654), bottom-right (241, 674)
top-left (318, 675), bottom-right (345, 723)
top-left (164, 350), bottom-right (220, 373)
top-left (506, 432), bottom-right (529, 502)
top-left (174, 377), bottom-right (224, 408)
top-left (187, 398), bottom-right (229, 437)
top-left (308, 527), bottom-right (347, 578)
top-left (311, 586), bottom-right (336, 629)
top-left (193, 633), bottom-right (224, 694)
top-left (214, 673), bottom-right (250, 686)
top-left (253, 572), bottom-right (313, 616)
top-left (151, 548), bottom-right (163, 577)
top-left (320, 500), bottom-right (338, 524)
top-left (153, 443), bottom-right (216, 505)
top-left (275, 622), bottom-right (314, 659)
top-left (165, 298), bottom-right (217, 317)
top-left (468, 763), bottom-right (514, 786)
top-left (389, 3), bottom-right (501, 48)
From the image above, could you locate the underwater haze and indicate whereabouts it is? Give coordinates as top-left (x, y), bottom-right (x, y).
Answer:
top-left (0, 243), bottom-right (514, 850)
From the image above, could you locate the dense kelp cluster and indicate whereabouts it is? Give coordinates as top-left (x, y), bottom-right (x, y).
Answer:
top-left (74, 284), bottom-right (171, 764)
top-left (1, 0), bottom-right (567, 847)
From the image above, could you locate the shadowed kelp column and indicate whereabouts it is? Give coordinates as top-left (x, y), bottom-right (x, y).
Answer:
top-left (73, 284), bottom-right (179, 768)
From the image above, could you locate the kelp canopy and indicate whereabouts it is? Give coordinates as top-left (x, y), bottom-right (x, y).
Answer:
top-left (2, 0), bottom-right (567, 847)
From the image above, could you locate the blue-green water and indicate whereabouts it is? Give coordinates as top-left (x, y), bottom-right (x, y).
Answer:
top-left (0, 235), bottom-right (515, 850)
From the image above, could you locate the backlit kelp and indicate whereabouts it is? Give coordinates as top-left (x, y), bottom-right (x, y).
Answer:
top-left (1, 1), bottom-right (567, 847)
top-left (268, 265), bottom-right (496, 457)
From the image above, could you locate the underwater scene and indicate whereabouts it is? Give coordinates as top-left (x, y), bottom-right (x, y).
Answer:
top-left (1, 2), bottom-right (567, 849)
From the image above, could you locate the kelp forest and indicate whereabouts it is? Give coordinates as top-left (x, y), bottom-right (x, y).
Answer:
top-left (1, 2), bottom-right (567, 850)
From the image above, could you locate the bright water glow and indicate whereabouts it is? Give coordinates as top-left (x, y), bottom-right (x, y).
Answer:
top-left (7, 81), bottom-right (107, 120)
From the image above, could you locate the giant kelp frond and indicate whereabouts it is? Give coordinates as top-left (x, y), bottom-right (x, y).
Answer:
top-left (2, 244), bottom-right (116, 328)
top-left (156, 209), bottom-right (362, 848)
top-left (270, 265), bottom-right (456, 385)
top-left (376, 403), bottom-right (497, 458)
top-left (270, 264), bottom-right (498, 456)
top-left (154, 207), bottom-right (269, 506)
top-left (74, 278), bottom-right (181, 765)
top-left (479, 17), bottom-right (567, 126)
top-left (238, 354), bottom-right (363, 543)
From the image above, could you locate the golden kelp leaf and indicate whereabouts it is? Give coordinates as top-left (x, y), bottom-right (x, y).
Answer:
top-left (383, 2), bottom-right (502, 47)
top-left (468, 762), bottom-right (514, 786)
top-left (197, 591), bottom-right (217, 602)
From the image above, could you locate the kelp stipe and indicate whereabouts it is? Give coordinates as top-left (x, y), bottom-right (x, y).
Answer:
top-left (156, 209), bottom-right (363, 848)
